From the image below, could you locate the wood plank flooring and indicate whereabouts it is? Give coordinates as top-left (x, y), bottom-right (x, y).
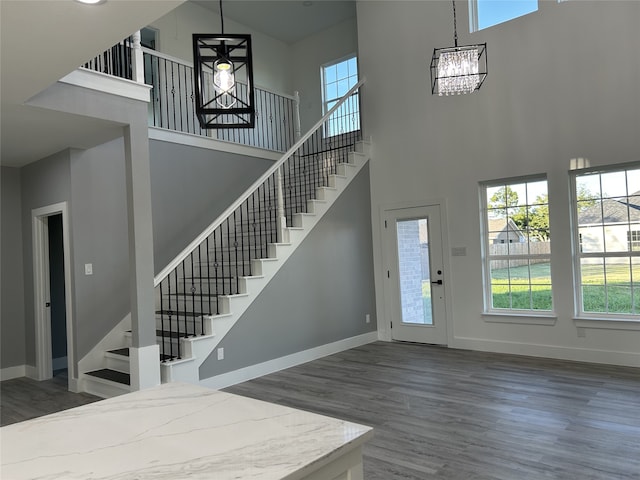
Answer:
top-left (0, 370), bottom-right (99, 427)
top-left (225, 341), bottom-right (640, 480)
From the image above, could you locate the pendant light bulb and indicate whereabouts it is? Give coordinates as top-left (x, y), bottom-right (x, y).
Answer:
top-left (214, 58), bottom-right (234, 93)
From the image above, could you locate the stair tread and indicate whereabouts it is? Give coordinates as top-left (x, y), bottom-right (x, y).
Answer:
top-left (107, 348), bottom-right (129, 357)
top-left (155, 310), bottom-right (211, 318)
top-left (85, 368), bottom-right (130, 386)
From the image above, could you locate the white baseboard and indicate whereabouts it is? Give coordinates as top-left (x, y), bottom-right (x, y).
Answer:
top-left (200, 331), bottom-right (379, 390)
top-left (25, 365), bottom-right (38, 379)
top-left (451, 336), bottom-right (640, 368)
top-left (0, 365), bottom-right (26, 381)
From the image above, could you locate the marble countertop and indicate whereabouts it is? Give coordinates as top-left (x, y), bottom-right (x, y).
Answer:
top-left (1, 382), bottom-right (372, 480)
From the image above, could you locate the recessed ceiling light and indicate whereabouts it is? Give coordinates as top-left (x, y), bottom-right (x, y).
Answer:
top-left (75, 0), bottom-right (106, 5)
top-left (303, 1), bottom-right (313, 6)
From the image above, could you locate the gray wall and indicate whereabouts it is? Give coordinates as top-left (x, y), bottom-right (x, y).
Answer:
top-left (150, 140), bottom-right (275, 273)
top-left (200, 165), bottom-right (377, 378)
top-left (1, 167), bottom-right (26, 369)
top-left (20, 150), bottom-right (72, 366)
top-left (69, 140), bottom-right (130, 360)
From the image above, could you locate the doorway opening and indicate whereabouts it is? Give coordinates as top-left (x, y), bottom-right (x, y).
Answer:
top-left (32, 203), bottom-right (75, 391)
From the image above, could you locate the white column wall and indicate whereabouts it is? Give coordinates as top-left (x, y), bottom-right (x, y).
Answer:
top-left (357, 0), bottom-right (640, 365)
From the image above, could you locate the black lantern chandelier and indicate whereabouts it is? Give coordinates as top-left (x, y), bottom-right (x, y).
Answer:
top-left (430, 0), bottom-right (487, 96)
top-left (193, 0), bottom-right (255, 128)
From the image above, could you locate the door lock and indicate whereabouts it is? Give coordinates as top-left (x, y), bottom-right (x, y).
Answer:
top-left (45, 302), bottom-right (51, 307)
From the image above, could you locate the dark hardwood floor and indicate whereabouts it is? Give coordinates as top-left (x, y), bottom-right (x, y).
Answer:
top-left (2, 344), bottom-right (639, 479)
top-left (225, 341), bottom-right (640, 480)
top-left (0, 370), bottom-right (99, 427)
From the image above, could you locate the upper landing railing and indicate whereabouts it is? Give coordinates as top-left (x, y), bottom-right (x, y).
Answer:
top-left (82, 32), bottom-right (301, 153)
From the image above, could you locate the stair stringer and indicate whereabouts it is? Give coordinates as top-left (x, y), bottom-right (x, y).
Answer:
top-left (160, 148), bottom-right (370, 385)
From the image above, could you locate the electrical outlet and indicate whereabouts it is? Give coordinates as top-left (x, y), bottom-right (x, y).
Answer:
top-left (217, 348), bottom-right (224, 360)
top-left (365, 314), bottom-right (371, 324)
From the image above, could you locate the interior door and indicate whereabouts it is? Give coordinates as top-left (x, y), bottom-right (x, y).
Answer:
top-left (383, 205), bottom-right (448, 345)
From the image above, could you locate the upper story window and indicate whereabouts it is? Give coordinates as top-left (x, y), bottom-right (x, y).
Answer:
top-left (572, 164), bottom-right (640, 317)
top-left (470, 0), bottom-right (539, 32)
top-left (321, 55), bottom-right (360, 137)
top-left (481, 176), bottom-right (552, 312)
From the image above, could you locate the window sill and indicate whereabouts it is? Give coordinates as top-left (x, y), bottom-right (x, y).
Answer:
top-left (482, 312), bottom-right (557, 326)
top-left (573, 317), bottom-right (640, 331)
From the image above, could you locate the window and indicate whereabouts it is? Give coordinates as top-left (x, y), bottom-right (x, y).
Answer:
top-left (470, 0), bottom-right (538, 32)
top-left (572, 165), bottom-right (640, 316)
top-left (321, 56), bottom-right (360, 137)
top-left (481, 177), bottom-right (552, 312)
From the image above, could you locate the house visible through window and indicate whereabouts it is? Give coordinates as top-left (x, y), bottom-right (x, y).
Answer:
top-left (470, 0), bottom-right (539, 32)
top-left (321, 56), bottom-right (360, 137)
top-left (572, 165), bottom-right (640, 316)
top-left (481, 176), bottom-right (552, 312)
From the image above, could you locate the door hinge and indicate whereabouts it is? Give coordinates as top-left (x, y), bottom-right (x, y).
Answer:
top-left (390, 321), bottom-right (393, 329)
top-left (384, 220), bottom-right (387, 228)
top-left (387, 270), bottom-right (390, 278)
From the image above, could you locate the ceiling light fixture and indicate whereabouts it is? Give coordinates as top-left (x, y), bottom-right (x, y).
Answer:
top-left (192, 0), bottom-right (255, 128)
top-left (430, 0), bottom-right (487, 96)
top-left (74, 0), bottom-right (106, 4)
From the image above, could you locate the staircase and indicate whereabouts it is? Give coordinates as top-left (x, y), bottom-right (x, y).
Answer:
top-left (80, 80), bottom-right (369, 397)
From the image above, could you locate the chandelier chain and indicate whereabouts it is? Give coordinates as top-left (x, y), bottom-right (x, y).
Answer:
top-left (452, 0), bottom-right (458, 47)
top-left (219, 0), bottom-right (224, 34)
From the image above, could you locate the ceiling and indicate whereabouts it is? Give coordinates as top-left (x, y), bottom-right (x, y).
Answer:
top-left (193, 0), bottom-right (356, 44)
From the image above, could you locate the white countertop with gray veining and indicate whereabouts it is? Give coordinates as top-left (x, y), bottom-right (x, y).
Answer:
top-left (0, 382), bottom-right (372, 480)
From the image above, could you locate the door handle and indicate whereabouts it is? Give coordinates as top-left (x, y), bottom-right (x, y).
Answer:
top-left (431, 279), bottom-right (443, 285)
top-left (45, 302), bottom-right (51, 307)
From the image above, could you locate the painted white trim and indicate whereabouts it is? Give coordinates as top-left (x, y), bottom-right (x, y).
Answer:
top-left (25, 365), bottom-right (38, 379)
top-left (148, 127), bottom-right (281, 162)
top-left (482, 313), bottom-right (557, 326)
top-left (451, 336), bottom-right (640, 368)
top-left (130, 344), bottom-right (161, 390)
top-left (60, 68), bottom-right (152, 102)
top-left (574, 318), bottom-right (640, 331)
top-left (0, 365), bottom-right (26, 381)
top-left (32, 202), bottom-right (76, 388)
top-left (200, 332), bottom-right (378, 390)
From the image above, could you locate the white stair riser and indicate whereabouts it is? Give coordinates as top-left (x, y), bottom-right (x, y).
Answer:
top-left (105, 354), bottom-right (130, 374)
top-left (80, 374), bottom-right (130, 399)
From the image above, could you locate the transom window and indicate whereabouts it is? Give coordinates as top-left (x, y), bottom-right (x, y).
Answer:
top-left (470, 0), bottom-right (539, 32)
top-left (481, 176), bottom-right (552, 312)
top-left (321, 56), bottom-right (360, 137)
top-left (572, 165), bottom-right (640, 316)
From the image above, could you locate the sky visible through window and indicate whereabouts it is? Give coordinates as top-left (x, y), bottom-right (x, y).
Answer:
top-left (477, 0), bottom-right (538, 30)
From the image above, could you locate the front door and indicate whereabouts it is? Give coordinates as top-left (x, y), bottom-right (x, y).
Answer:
top-left (383, 205), bottom-right (448, 345)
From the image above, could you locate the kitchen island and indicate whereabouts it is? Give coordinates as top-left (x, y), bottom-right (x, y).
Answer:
top-left (0, 382), bottom-right (372, 479)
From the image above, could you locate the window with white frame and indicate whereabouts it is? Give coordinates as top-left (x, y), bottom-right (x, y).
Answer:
top-left (481, 176), bottom-right (552, 312)
top-left (470, 0), bottom-right (539, 32)
top-left (572, 164), bottom-right (640, 316)
top-left (321, 56), bottom-right (360, 137)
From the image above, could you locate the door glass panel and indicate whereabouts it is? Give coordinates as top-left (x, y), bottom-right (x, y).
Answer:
top-left (396, 218), bottom-right (433, 325)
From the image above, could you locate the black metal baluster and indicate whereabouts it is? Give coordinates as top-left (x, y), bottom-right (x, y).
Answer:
top-left (167, 274), bottom-right (174, 361)
top-left (160, 282), bottom-right (166, 361)
top-left (173, 269), bottom-right (181, 358)
top-left (225, 218), bottom-right (232, 294)
top-left (170, 64), bottom-right (177, 131)
top-left (198, 245), bottom-right (204, 335)
top-left (161, 59), bottom-right (168, 129)
top-left (190, 252), bottom-right (195, 337)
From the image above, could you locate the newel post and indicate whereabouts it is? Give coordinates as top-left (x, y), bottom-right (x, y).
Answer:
top-left (132, 31), bottom-right (145, 84)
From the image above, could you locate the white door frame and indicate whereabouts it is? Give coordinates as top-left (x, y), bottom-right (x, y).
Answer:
top-left (32, 202), bottom-right (76, 391)
top-left (380, 199), bottom-right (454, 345)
